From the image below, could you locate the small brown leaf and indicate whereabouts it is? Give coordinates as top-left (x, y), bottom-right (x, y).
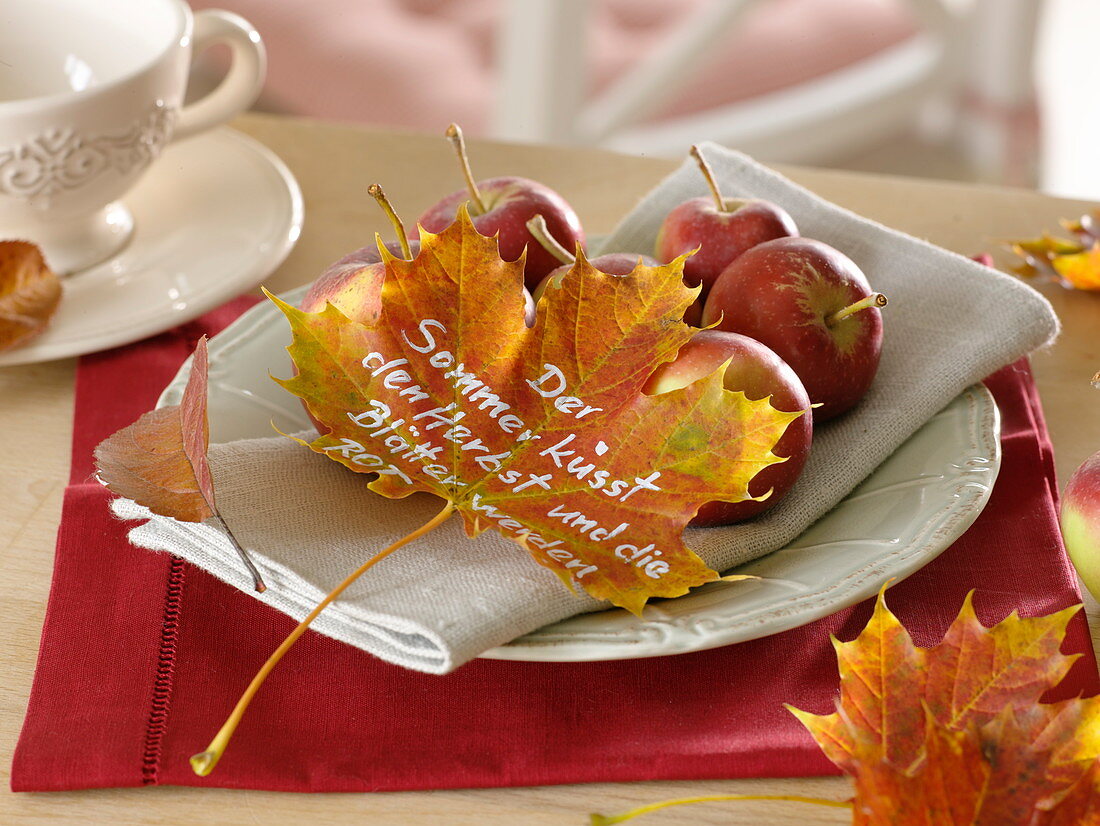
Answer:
top-left (0, 240), bottom-right (62, 352)
top-left (95, 337), bottom-right (266, 591)
top-left (94, 337), bottom-right (215, 522)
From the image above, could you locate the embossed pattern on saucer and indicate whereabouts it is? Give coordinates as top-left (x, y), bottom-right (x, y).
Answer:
top-left (0, 127), bottom-right (303, 366)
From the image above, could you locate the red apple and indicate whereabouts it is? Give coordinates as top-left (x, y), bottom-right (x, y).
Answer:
top-left (418, 124), bottom-right (584, 290)
top-left (702, 237), bottom-right (886, 422)
top-left (300, 238), bottom-right (418, 322)
top-left (522, 287), bottom-right (536, 328)
top-left (683, 295), bottom-right (704, 327)
top-left (656, 146), bottom-right (797, 293)
top-left (644, 330), bottom-right (813, 524)
top-left (1061, 372), bottom-right (1100, 599)
top-left (523, 215), bottom-right (699, 323)
top-left (302, 184), bottom-right (420, 322)
top-left (1063, 450), bottom-right (1100, 600)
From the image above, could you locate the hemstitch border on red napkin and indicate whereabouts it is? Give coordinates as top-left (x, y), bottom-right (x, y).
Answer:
top-left (141, 556), bottom-right (187, 786)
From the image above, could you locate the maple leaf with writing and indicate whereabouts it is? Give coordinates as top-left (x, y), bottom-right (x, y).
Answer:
top-left (269, 205), bottom-right (799, 614)
top-left (0, 240), bottom-right (62, 352)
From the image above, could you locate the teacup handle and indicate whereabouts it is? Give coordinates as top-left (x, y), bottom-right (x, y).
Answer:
top-left (173, 10), bottom-right (266, 141)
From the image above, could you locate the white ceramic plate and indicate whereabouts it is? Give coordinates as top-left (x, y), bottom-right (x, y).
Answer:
top-left (161, 285), bottom-right (1001, 662)
top-left (0, 128), bottom-right (303, 366)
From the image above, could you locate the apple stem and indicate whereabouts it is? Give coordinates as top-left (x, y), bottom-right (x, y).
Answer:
top-left (825, 292), bottom-right (888, 327)
top-left (189, 499), bottom-right (456, 777)
top-left (526, 215), bottom-right (575, 265)
top-left (592, 793), bottom-right (852, 825)
top-left (368, 184), bottom-right (412, 261)
top-left (691, 145), bottom-right (727, 213)
top-left (446, 123), bottom-right (487, 216)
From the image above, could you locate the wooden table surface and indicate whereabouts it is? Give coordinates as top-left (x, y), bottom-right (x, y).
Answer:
top-left (2, 113), bottom-right (1099, 825)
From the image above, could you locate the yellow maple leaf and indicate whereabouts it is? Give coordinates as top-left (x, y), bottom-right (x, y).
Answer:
top-left (1053, 244), bottom-right (1100, 290)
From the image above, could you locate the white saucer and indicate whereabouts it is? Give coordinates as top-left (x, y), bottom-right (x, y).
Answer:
top-left (0, 128), bottom-right (303, 367)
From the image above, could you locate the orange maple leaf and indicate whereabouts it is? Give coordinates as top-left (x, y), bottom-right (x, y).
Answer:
top-left (1053, 245), bottom-right (1100, 290)
top-left (0, 240), bottom-right (62, 352)
top-left (788, 591), bottom-right (1100, 825)
top-left (268, 206), bottom-right (799, 614)
top-left (1039, 759), bottom-right (1100, 824)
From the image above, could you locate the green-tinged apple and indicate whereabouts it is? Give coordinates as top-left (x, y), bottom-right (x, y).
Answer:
top-left (656, 145), bottom-right (797, 295)
top-left (1061, 372), bottom-right (1100, 599)
top-left (644, 329), bottom-right (813, 524)
top-left (702, 237), bottom-right (886, 422)
top-left (418, 124), bottom-right (585, 290)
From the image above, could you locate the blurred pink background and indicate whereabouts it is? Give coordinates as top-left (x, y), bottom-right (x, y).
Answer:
top-left (191, 0), bottom-right (1098, 198)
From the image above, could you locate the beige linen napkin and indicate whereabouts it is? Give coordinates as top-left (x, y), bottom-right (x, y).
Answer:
top-left (113, 144), bottom-right (1058, 674)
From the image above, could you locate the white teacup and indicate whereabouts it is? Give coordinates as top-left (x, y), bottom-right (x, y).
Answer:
top-left (0, 0), bottom-right (266, 274)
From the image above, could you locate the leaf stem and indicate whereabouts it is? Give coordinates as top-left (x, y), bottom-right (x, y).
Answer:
top-left (526, 214), bottom-right (575, 265)
top-left (368, 184), bottom-right (412, 260)
top-left (190, 499), bottom-right (456, 776)
top-left (690, 145), bottom-right (726, 213)
top-left (446, 123), bottom-right (487, 215)
top-left (825, 292), bottom-right (888, 327)
top-left (590, 793), bottom-right (852, 825)
top-left (212, 512), bottom-right (266, 593)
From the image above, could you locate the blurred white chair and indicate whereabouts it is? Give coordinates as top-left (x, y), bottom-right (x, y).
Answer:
top-left (492, 0), bottom-right (1043, 184)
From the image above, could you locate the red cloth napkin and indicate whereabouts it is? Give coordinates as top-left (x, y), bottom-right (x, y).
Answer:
top-left (12, 299), bottom-right (1098, 792)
